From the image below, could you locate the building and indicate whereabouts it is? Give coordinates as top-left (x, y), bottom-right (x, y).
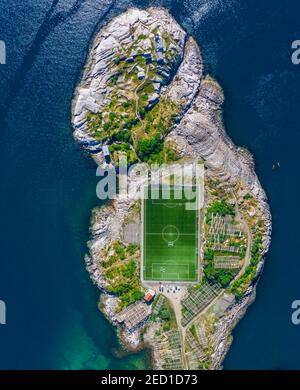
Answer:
top-left (138, 70), bottom-right (145, 80)
top-left (153, 82), bottom-right (160, 92)
top-left (102, 145), bottom-right (110, 157)
top-left (144, 289), bottom-right (155, 303)
top-left (156, 51), bottom-right (164, 64)
top-left (148, 93), bottom-right (159, 105)
top-left (115, 301), bottom-right (151, 332)
top-left (143, 51), bottom-right (152, 63)
top-left (155, 34), bottom-right (164, 52)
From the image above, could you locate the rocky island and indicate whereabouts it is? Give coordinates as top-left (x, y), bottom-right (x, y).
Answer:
top-left (72, 7), bottom-right (271, 370)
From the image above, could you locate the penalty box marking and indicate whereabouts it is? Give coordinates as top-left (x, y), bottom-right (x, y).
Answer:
top-left (145, 232), bottom-right (196, 236)
top-left (151, 263), bottom-right (190, 276)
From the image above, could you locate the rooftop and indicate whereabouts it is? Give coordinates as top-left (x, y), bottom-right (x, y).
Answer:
top-left (144, 289), bottom-right (155, 302)
top-left (115, 301), bottom-right (150, 331)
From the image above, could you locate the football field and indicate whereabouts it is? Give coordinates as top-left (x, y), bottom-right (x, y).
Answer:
top-left (142, 186), bottom-right (199, 282)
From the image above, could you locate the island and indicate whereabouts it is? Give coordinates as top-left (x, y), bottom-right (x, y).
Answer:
top-left (72, 7), bottom-right (271, 370)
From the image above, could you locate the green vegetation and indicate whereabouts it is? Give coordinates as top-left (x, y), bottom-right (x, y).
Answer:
top-left (136, 134), bottom-right (164, 160)
top-left (243, 193), bottom-right (253, 200)
top-left (113, 241), bottom-right (126, 260)
top-left (159, 306), bottom-right (171, 321)
top-left (100, 255), bottom-right (117, 269)
top-left (100, 241), bottom-right (144, 311)
top-left (203, 197), bottom-right (245, 287)
top-left (109, 75), bottom-right (118, 86)
top-left (230, 232), bottom-right (263, 299)
top-left (203, 249), bottom-right (238, 287)
top-left (206, 200), bottom-right (235, 224)
top-left (85, 31), bottom-right (181, 165)
top-left (203, 179), bottom-right (266, 301)
top-left (143, 185), bottom-right (198, 282)
top-left (127, 243), bottom-right (138, 255)
top-left (190, 324), bottom-right (197, 338)
top-left (145, 146), bottom-right (180, 165)
top-left (158, 301), bottom-right (177, 331)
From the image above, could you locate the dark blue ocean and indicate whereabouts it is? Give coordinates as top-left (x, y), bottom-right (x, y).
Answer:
top-left (0, 0), bottom-right (299, 369)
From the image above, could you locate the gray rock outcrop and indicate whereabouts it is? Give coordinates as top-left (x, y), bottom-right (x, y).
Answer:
top-left (71, 7), bottom-right (271, 370)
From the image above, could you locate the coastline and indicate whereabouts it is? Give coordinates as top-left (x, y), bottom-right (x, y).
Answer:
top-left (71, 7), bottom-right (271, 370)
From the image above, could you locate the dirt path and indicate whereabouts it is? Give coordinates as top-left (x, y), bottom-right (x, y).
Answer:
top-left (232, 193), bottom-right (252, 280)
top-left (178, 193), bottom-right (252, 367)
top-left (142, 193), bottom-right (252, 369)
top-left (164, 289), bottom-right (188, 369)
top-left (134, 65), bottom-right (149, 120)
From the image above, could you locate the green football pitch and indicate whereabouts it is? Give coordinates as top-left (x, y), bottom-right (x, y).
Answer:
top-left (142, 186), bottom-right (199, 282)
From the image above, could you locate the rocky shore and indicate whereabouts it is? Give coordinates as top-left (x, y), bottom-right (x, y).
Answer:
top-left (72, 7), bottom-right (271, 369)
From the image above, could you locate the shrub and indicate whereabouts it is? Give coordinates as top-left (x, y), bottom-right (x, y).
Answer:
top-left (136, 134), bottom-right (164, 160)
top-left (159, 306), bottom-right (171, 321)
top-left (207, 200), bottom-right (235, 216)
top-left (127, 244), bottom-right (138, 255)
top-left (121, 260), bottom-right (136, 278)
top-left (243, 193), bottom-right (253, 200)
top-left (109, 112), bottom-right (117, 122)
top-left (113, 242), bottom-right (126, 260)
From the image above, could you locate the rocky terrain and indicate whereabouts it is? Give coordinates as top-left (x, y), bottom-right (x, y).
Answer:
top-left (72, 7), bottom-right (271, 369)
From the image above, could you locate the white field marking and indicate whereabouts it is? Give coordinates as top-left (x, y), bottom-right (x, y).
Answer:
top-left (152, 271), bottom-right (180, 280)
top-left (151, 200), bottom-right (183, 206)
top-left (148, 254), bottom-right (194, 262)
top-left (145, 232), bottom-right (196, 236)
top-left (142, 184), bottom-right (200, 281)
top-left (149, 273), bottom-right (195, 281)
top-left (151, 263), bottom-right (190, 280)
top-left (162, 224), bottom-right (179, 244)
top-left (151, 198), bottom-right (185, 203)
top-left (145, 272), bottom-right (196, 281)
top-left (151, 275), bottom-right (179, 281)
top-left (147, 257), bottom-right (194, 263)
top-left (152, 263), bottom-right (190, 269)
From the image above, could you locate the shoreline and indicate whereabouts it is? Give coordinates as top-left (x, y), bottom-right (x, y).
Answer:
top-left (71, 7), bottom-right (271, 370)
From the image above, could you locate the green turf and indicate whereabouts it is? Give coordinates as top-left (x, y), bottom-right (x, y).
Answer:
top-left (143, 185), bottom-right (199, 282)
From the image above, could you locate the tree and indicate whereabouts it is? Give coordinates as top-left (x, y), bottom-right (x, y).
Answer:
top-left (207, 200), bottom-right (235, 216)
top-left (159, 306), bottom-right (170, 321)
top-left (136, 134), bottom-right (164, 160)
top-left (109, 112), bottom-right (116, 121)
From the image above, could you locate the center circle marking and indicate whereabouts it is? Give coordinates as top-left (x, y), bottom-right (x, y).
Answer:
top-left (162, 225), bottom-right (179, 244)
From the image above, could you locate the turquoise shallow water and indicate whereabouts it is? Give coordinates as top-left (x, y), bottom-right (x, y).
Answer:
top-left (0, 0), bottom-right (150, 369)
top-left (0, 0), bottom-right (300, 369)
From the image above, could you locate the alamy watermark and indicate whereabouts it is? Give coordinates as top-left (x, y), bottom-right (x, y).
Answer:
top-left (291, 300), bottom-right (300, 325)
top-left (0, 300), bottom-right (6, 325)
top-left (291, 40), bottom-right (300, 65)
top-left (95, 156), bottom-right (204, 210)
top-left (0, 40), bottom-right (6, 64)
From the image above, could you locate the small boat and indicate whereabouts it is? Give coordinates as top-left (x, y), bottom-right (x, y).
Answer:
top-left (272, 162), bottom-right (280, 170)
